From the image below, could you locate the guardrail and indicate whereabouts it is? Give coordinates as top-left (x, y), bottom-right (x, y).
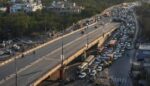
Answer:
top-left (0, 22), bottom-right (97, 67)
top-left (0, 1), bottom-right (125, 67)
top-left (31, 24), bottom-right (118, 86)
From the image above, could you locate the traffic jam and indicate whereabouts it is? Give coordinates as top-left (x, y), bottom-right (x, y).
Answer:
top-left (76, 2), bottom-right (138, 83)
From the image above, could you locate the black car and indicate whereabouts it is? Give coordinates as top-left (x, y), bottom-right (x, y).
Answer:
top-left (81, 30), bottom-right (85, 34)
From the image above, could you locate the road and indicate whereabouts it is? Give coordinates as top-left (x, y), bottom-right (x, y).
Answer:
top-left (0, 21), bottom-right (119, 86)
top-left (0, 22), bottom-right (97, 82)
top-left (109, 50), bottom-right (135, 86)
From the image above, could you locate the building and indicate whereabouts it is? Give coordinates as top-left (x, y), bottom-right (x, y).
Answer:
top-left (24, 2), bottom-right (43, 12)
top-left (10, 0), bottom-right (43, 13)
top-left (0, 2), bottom-right (7, 12)
top-left (131, 43), bottom-right (150, 86)
top-left (0, 7), bottom-right (7, 12)
top-left (48, 0), bottom-right (84, 14)
top-left (136, 44), bottom-right (150, 61)
top-left (142, 0), bottom-right (150, 4)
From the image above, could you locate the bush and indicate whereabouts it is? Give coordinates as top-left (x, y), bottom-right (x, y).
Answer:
top-left (0, 0), bottom-right (136, 39)
top-left (136, 3), bottom-right (150, 38)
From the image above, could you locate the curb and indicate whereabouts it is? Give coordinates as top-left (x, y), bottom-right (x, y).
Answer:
top-left (0, 22), bottom-right (97, 67)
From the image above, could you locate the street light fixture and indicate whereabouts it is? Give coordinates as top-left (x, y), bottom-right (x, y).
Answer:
top-left (60, 26), bottom-right (65, 86)
top-left (86, 23), bottom-right (89, 49)
top-left (14, 57), bottom-right (18, 86)
top-left (84, 23), bottom-right (89, 59)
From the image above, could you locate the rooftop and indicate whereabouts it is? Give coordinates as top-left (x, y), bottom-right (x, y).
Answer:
top-left (49, 0), bottom-right (84, 10)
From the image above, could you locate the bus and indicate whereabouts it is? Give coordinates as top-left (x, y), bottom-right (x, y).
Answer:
top-left (78, 55), bottom-right (95, 71)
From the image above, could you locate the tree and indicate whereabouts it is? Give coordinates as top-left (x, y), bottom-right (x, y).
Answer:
top-left (0, 0), bottom-right (138, 39)
top-left (136, 3), bottom-right (150, 38)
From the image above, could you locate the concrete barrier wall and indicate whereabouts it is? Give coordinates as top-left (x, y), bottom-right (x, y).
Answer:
top-left (31, 27), bottom-right (117, 86)
top-left (48, 70), bottom-right (61, 81)
top-left (0, 22), bottom-right (97, 67)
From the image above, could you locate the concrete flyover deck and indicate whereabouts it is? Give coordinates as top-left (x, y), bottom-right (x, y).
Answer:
top-left (0, 22), bottom-right (119, 86)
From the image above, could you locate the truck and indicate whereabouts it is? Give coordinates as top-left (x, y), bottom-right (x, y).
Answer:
top-left (108, 40), bottom-right (117, 47)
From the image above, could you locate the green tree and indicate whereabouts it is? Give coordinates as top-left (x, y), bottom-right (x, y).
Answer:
top-left (136, 3), bottom-right (150, 38)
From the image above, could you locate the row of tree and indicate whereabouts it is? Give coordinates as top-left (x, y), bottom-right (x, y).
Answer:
top-left (0, 0), bottom-right (136, 40)
top-left (136, 3), bottom-right (150, 38)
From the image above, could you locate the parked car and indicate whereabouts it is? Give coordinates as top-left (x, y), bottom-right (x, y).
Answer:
top-left (90, 70), bottom-right (97, 76)
top-left (78, 72), bottom-right (87, 79)
top-left (97, 66), bottom-right (103, 72)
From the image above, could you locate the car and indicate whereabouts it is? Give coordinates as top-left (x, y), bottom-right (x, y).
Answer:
top-left (108, 61), bottom-right (112, 65)
top-left (12, 44), bottom-right (20, 51)
top-left (93, 61), bottom-right (100, 65)
top-left (120, 42), bottom-right (124, 46)
top-left (97, 66), bottom-right (102, 72)
top-left (118, 53), bottom-right (122, 57)
top-left (89, 76), bottom-right (96, 83)
top-left (99, 62), bottom-right (104, 66)
top-left (90, 64), bottom-right (97, 70)
top-left (78, 72), bottom-right (87, 79)
top-left (81, 30), bottom-right (85, 34)
top-left (121, 49), bottom-right (125, 52)
top-left (114, 57), bottom-right (118, 60)
top-left (0, 50), bottom-right (5, 56)
top-left (126, 43), bottom-right (133, 49)
top-left (96, 58), bottom-right (101, 62)
top-left (5, 49), bottom-right (12, 55)
top-left (114, 54), bottom-right (119, 58)
top-left (84, 68), bottom-right (91, 74)
top-left (103, 61), bottom-right (109, 67)
top-left (94, 26), bottom-right (98, 28)
top-left (90, 70), bottom-right (97, 76)
top-left (114, 49), bottom-right (120, 53)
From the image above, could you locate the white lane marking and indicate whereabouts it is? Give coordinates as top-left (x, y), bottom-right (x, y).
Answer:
top-left (0, 22), bottom-right (97, 67)
top-left (17, 24), bottom-right (103, 73)
top-left (0, 23), bottom-right (114, 85)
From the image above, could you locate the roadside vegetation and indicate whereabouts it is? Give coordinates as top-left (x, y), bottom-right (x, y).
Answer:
top-left (0, 0), bottom-right (136, 40)
top-left (136, 3), bottom-right (150, 39)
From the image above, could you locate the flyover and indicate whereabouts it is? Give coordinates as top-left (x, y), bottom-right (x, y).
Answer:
top-left (0, 21), bottom-right (119, 86)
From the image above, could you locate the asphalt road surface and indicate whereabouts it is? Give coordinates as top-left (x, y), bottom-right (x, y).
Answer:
top-left (109, 50), bottom-right (135, 86)
top-left (0, 22), bottom-right (119, 86)
top-left (0, 23), bottom-right (97, 82)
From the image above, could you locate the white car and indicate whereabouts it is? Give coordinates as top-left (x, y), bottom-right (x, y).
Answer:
top-left (78, 72), bottom-right (87, 79)
top-left (97, 66), bottom-right (102, 72)
top-left (121, 49), bottom-right (125, 52)
top-left (90, 70), bottom-right (97, 76)
top-left (126, 43), bottom-right (133, 49)
top-left (114, 57), bottom-right (118, 60)
top-left (99, 63), bottom-right (104, 67)
top-left (0, 51), bottom-right (4, 56)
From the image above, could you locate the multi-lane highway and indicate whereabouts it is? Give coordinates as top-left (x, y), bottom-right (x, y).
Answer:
top-left (0, 21), bottom-right (119, 86)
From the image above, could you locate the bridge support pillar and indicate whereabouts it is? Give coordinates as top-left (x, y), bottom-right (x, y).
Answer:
top-left (97, 36), bottom-right (105, 48)
top-left (47, 68), bottom-right (66, 81)
top-left (48, 69), bottom-right (61, 81)
top-left (97, 31), bottom-right (112, 50)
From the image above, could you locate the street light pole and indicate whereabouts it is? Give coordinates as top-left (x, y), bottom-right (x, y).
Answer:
top-left (14, 57), bottom-right (18, 86)
top-left (60, 26), bottom-right (64, 86)
top-left (86, 23), bottom-right (89, 49)
top-left (84, 23), bottom-right (89, 59)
